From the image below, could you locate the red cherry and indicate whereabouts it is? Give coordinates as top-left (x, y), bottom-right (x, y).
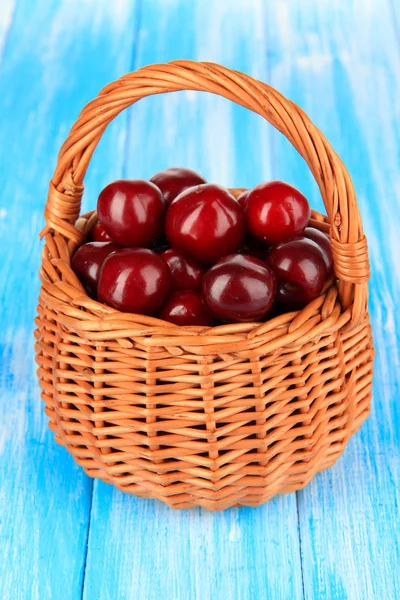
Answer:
top-left (98, 248), bottom-right (171, 314)
top-left (237, 190), bottom-right (250, 210)
top-left (201, 254), bottom-right (276, 323)
top-left (71, 242), bottom-right (119, 294)
top-left (246, 181), bottom-right (310, 244)
top-left (267, 238), bottom-right (327, 309)
top-left (160, 291), bottom-right (213, 326)
top-left (161, 248), bottom-right (205, 291)
top-left (91, 221), bottom-right (112, 242)
top-left (166, 184), bottom-right (245, 264)
top-left (97, 180), bottom-right (165, 247)
top-left (150, 167), bottom-right (206, 207)
top-left (303, 226), bottom-right (334, 275)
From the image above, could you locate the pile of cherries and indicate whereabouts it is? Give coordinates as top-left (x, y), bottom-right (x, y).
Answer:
top-left (72, 167), bottom-right (333, 326)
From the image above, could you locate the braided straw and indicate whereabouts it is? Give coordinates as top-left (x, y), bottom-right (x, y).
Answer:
top-left (35, 61), bottom-right (374, 510)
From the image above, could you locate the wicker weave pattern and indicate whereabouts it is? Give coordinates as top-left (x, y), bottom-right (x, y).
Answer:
top-left (34, 61), bottom-right (374, 510)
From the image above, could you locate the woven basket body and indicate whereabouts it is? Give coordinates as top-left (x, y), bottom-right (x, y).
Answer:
top-left (35, 61), bottom-right (374, 510)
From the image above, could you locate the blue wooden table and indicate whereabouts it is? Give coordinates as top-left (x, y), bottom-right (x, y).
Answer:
top-left (1, 1), bottom-right (399, 598)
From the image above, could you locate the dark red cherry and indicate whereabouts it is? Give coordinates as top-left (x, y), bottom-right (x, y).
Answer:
top-left (161, 248), bottom-right (205, 291)
top-left (237, 190), bottom-right (250, 210)
top-left (201, 254), bottom-right (276, 323)
top-left (97, 180), bottom-right (165, 247)
top-left (98, 248), bottom-right (171, 314)
top-left (303, 226), bottom-right (334, 274)
top-left (71, 241), bottom-right (119, 294)
top-left (91, 221), bottom-right (112, 242)
top-left (150, 167), bottom-right (206, 207)
top-left (160, 291), bottom-right (213, 326)
top-left (166, 184), bottom-right (245, 264)
top-left (246, 181), bottom-right (310, 244)
top-left (267, 238), bottom-right (327, 309)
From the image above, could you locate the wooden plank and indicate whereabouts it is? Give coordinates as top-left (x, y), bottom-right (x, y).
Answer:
top-left (0, 1), bottom-right (138, 598)
top-left (265, 1), bottom-right (400, 598)
top-left (84, 489), bottom-right (302, 600)
top-left (82, 2), bottom-right (304, 599)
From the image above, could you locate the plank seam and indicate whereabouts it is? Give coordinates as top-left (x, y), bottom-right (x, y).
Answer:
top-left (80, 4), bottom-right (143, 595)
top-left (296, 495), bottom-right (306, 600)
top-left (80, 481), bottom-right (94, 600)
top-left (262, 2), bottom-right (305, 597)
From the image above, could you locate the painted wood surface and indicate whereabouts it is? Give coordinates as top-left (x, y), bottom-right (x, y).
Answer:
top-left (266, 2), bottom-right (400, 599)
top-left (0, 1), bottom-right (138, 598)
top-left (0, 1), bottom-right (399, 599)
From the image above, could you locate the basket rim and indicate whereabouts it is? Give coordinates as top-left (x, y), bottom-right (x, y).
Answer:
top-left (40, 60), bottom-right (370, 328)
top-left (38, 207), bottom-right (361, 354)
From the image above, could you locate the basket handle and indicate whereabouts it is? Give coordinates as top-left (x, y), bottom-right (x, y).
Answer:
top-left (43, 60), bottom-right (370, 325)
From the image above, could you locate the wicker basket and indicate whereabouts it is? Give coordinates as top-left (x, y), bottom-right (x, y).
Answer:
top-left (34, 60), bottom-right (374, 510)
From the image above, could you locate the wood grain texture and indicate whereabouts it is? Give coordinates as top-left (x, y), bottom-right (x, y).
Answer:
top-left (0, 0), bottom-right (399, 598)
top-left (265, 0), bottom-right (400, 598)
top-left (0, 0), bottom-right (138, 598)
top-left (84, 488), bottom-right (302, 600)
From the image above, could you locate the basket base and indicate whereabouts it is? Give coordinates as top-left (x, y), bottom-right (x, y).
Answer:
top-left (51, 407), bottom-right (369, 511)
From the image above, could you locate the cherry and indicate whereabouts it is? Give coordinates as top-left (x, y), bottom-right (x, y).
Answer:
top-left (166, 184), bottom-right (245, 264)
top-left (267, 238), bottom-right (327, 309)
top-left (97, 180), bottom-right (165, 247)
top-left (71, 242), bottom-right (119, 294)
top-left (159, 291), bottom-right (213, 326)
top-left (201, 254), bottom-right (276, 323)
top-left (150, 167), bottom-right (206, 207)
top-left (160, 248), bottom-right (205, 292)
top-left (246, 181), bottom-right (310, 244)
top-left (98, 248), bottom-right (171, 314)
top-left (237, 190), bottom-right (250, 210)
top-left (303, 226), bottom-right (334, 275)
top-left (91, 221), bottom-right (112, 242)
